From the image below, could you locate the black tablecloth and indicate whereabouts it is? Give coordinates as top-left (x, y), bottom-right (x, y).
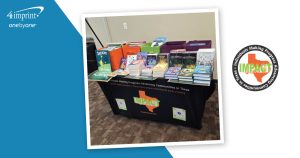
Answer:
top-left (98, 77), bottom-right (216, 129)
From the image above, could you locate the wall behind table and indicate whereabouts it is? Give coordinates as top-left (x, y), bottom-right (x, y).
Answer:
top-left (86, 12), bottom-right (218, 79)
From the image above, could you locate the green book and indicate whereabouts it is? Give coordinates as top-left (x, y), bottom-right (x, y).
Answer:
top-left (88, 70), bottom-right (112, 81)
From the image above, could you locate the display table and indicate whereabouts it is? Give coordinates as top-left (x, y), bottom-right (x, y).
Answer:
top-left (97, 77), bottom-right (216, 129)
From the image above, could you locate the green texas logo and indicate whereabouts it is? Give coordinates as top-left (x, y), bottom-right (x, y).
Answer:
top-left (232, 45), bottom-right (279, 91)
top-left (133, 91), bottom-right (160, 112)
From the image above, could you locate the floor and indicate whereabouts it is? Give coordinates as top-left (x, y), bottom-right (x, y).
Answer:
top-left (88, 81), bottom-right (220, 145)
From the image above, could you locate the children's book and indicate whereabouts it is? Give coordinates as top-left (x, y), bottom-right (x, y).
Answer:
top-left (196, 48), bottom-right (215, 66)
top-left (137, 52), bottom-right (148, 65)
top-left (146, 54), bottom-right (157, 66)
top-left (126, 55), bottom-right (137, 67)
top-left (169, 53), bottom-right (183, 67)
top-left (178, 68), bottom-right (194, 79)
top-left (157, 53), bottom-right (169, 65)
top-left (164, 67), bottom-right (182, 76)
top-left (182, 52), bottom-right (197, 69)
top-left (119, 58), bottom-right (127, 70)
top-left (193, 65), bottom-right (212, 75)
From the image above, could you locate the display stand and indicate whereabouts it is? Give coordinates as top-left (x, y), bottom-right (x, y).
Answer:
top-left (97, 76), bottom-right (216, 129)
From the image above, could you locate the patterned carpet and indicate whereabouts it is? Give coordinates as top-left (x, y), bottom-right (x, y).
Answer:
top-left (88, 81), bottom-right (220, 145)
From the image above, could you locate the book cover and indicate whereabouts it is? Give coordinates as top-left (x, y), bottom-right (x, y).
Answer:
top-left (165, 67), bottom-right (181, 76)
top-left (157, 53), bottom-right (169, 65)
top-left (169, 52), bottom-right (183, 67)
top-left (126, 55), bottom-right (137, 67)
top-left (178, 68), bottom-right (194, 78)
top-left (95, 49), bottom-right (111, 68)
top-left (196, 48), bottom-right (215, 66)
top-left (119, 58), bottom-right (127, 70)
top-left (146, 54), bottom-right (157, 66)
top-left (137, 52), bottom-right (148, 65)
top-left (88, 70), bottom-right (112, 81)
top-left (182, 52), bottom-right (197, 69)
top-left (193, 65), bottom-right (212, 74)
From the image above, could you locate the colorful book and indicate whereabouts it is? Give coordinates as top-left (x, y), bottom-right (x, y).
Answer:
top-left (157, 53), bottom-right (169, 65)
top-left (137, 52), bottom-right (148, 65)
top-left (169, 52), bottom-right (183, 67)
top-left (126, 55), bottom-right (137, 67)
top-left (196, 48), bottom-right (215, 66)
top-left (178, 68), bottom-right (194, 79)
top-left (88, 70), bottom-right (112, 81)
top-left (146, 54), bottom-right (157, 66)
top-left (193, 65), bottom-right (212, 75)
top-left (95, 49), bottom-right (111, 68)
top-left (153, 63), bottom-right (168, 78)
top-left (164, 67), bottom-right (182, 77)
top-left (128, 60), bottom-right (145, 76)
top-left (94, 49), bottom-right (112, 80)
top-left (182, 52), bottom-right (197, 69)
top-left (119, 58), bottom-right (127, 70)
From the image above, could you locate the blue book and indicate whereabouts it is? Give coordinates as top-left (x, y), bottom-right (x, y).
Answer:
top-left (95, 49), bottom-right (111, 67)
top-left (146, 54), bottom-right (157, 66)
top-left (94, 49), bottom-right (112, 80)
top-left (137, 52), bottom-right (148, 65)
top-left (165, 67), bottom-right (181, 77)
top-left (193, 65), bottom-right (212, 75)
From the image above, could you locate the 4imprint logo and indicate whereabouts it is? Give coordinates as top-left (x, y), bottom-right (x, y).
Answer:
top-left (6, 6), bottom-right (44, 29)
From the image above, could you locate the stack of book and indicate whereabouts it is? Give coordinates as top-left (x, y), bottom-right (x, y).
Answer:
top-left (178, 52), bottom-right (197, 82)
top-left (193, 48), bottom-right (215, 86)
top-left (164, 66), bottom-right (182, 79)
top-left (89, 49), bottom-right (113, 81)
top-left (153, 63), bottom-right (168, 78)
top-left (178, 68), bottom-right (194, 82)
top-left (126, 55), bottom-right (137, 68)
top-left (193, 65), bottom-right (212, 86)
top-left (169, 50), bottom-right (184, 67)
top-left (137, 52), bottom-right (148, 64)
top-left (127, 60), bottom-right (145, 76)
top-left (153, 53), bottom-right (169, 78)
top-left (109, 58), bottom-right (129, 77)
top-left (141, 66), bottom-right (153, 77)
top-left (141, 54), bottom-right (157, 77)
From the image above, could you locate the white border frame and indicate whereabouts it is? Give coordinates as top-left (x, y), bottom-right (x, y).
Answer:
top-left (81, 8), bottom-right (224, 149)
